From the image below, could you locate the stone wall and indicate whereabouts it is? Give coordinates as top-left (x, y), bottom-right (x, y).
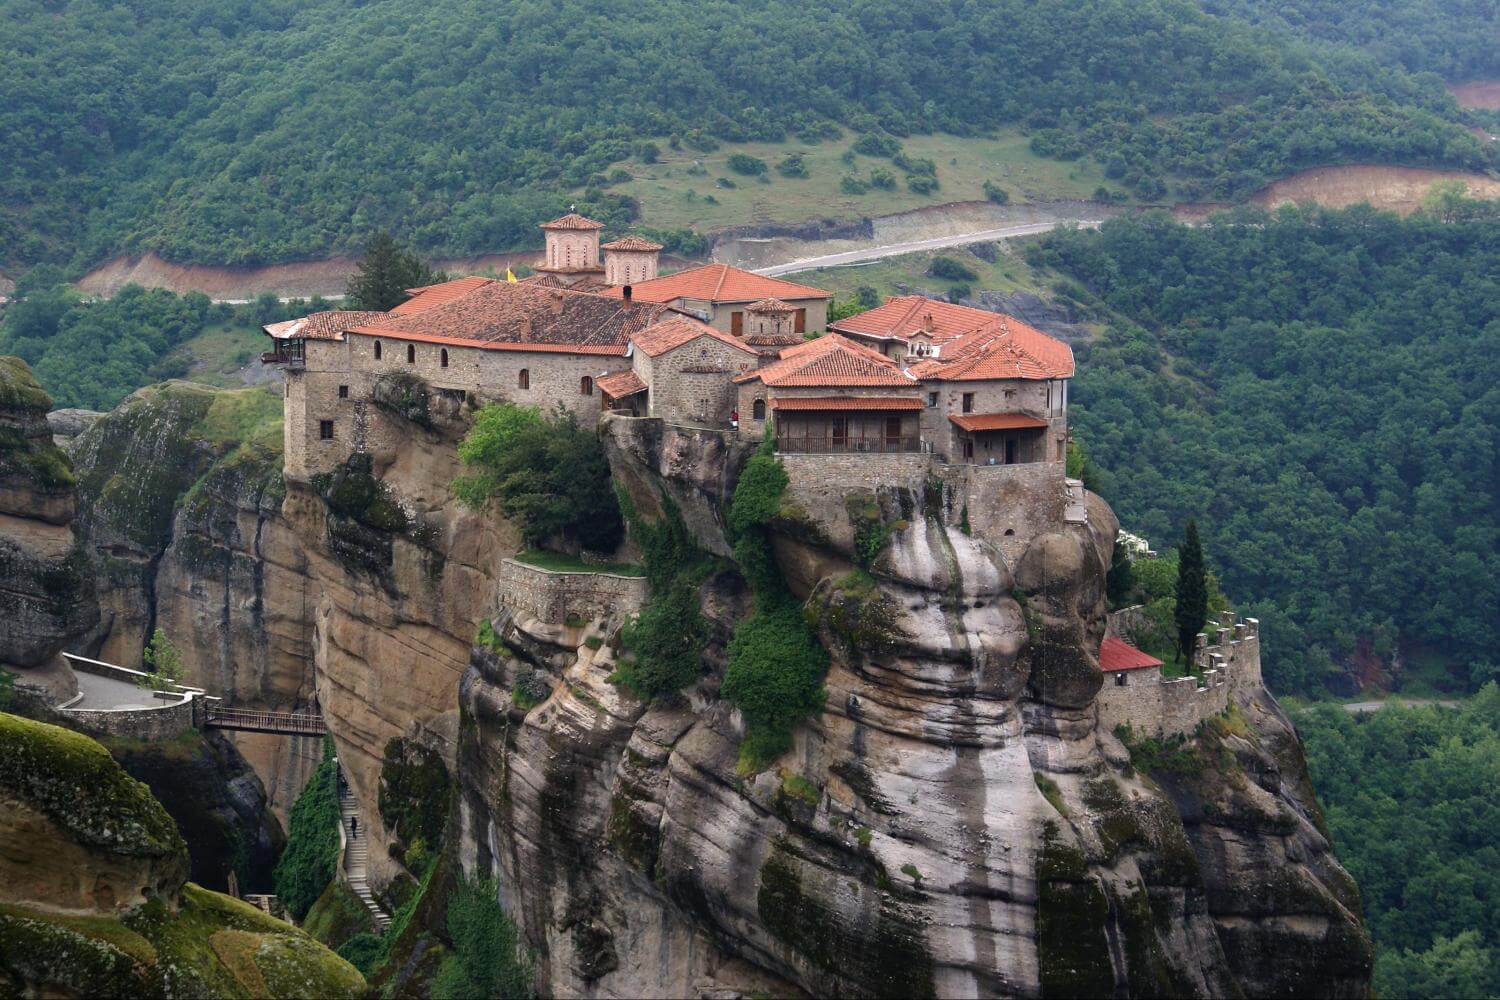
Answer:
top-left (937, 460), bottom-right (1068, 562)
top-left (1096, 614), bottom-right (1263, 739)
top-left (646, 337), bottom-right (756, 426)
top-left (60, 691), bottom-right (198, 741)
top-left (496, 558), bottom-right (647, 626)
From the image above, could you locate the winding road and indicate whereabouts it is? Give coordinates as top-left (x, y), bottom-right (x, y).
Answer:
top-left (754, 220), bottom-right (1103, 277)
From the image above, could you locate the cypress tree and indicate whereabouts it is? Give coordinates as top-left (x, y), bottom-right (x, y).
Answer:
top-left (345, 232), bottom-right (441, 311)
top-left (1175, 519), bottom-right (1208, 664)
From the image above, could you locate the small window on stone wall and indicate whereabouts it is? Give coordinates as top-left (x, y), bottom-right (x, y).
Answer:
top-left (441, 348), bottom-right (449, 368)
top-left (927, 392), bottom-right (938, 407)
top-left (962, 392), bottom-right (975, 413)
top-left (374, 340), bottom-right (382, 360)
top-left (752, 398), bottom-right (766, 420)
top-left (319, 420), bottom-right (334, 440)
top-left (407, 344), bottom-right (416, 363)
top-left (338, 385), bottom-right (348, 398)
top-left (519, 368), bottom-right (530, 390)
top-left (580, 375), bottom-right (594, 396)
top-left (1115, 672), bottom-right (1127, 686)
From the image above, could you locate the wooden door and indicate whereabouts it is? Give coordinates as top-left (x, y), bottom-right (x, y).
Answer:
top-left (885, 416), bottom-right (902, 449)
top-left (794, 308), bottom-right (807, 333)
top-left (731, 311), bottom-right (744, 336)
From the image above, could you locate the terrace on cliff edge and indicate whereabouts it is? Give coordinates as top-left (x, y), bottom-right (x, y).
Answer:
top-left (235, 211), bottom-right (1380, 997)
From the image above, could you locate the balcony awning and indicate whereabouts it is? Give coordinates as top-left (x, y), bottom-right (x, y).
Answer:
top-left (771, 396), bottom-right (923, 412)
top-left (949, 412), bottom-right (1049, 432)
top-left (595, 370), bottom-right (646, 398)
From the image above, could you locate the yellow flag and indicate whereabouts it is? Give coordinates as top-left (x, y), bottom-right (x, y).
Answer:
top-left (506, 268), bottom-right (517, 283)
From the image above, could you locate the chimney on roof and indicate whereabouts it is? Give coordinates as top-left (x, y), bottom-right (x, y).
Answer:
top-left (622, 285), bottom-right (633, 302)
top-left (923, 313), bottom-right (935, 333)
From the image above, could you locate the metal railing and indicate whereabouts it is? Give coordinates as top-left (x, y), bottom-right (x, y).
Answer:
top-left (202, 704), bottom-right (326, 736)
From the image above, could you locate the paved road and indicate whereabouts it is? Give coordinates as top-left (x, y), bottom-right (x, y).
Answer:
top-left (1342, 698), bottom-right (1462, 714)
top-left (73, 670), bottom-right (163, 710)
top-left (754, 220), bottom-right (1103, 277)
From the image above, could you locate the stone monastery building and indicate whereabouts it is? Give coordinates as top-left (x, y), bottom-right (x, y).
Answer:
top-left (265, 211), bottom-right (1074, 516)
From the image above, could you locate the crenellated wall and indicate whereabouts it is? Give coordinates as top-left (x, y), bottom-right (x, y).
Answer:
top-left (1096, 612), bottom-right (1263, 739)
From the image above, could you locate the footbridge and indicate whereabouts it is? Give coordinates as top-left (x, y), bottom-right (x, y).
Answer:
top-left (201, 704), bottom-right (328, 737)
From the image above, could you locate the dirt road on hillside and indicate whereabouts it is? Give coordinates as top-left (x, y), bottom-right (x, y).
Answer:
top-left (754, 220), bottom-right (1101, 276)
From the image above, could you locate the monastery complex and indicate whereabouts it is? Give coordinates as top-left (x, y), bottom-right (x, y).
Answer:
top-left (264, 210), bottom-right (1258, 739)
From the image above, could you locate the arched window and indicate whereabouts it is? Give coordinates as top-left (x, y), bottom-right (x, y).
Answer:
top-left (374, 340), bottom-right (382, 360)
top-left (580, 375), bottom-right (594, 396)
top-left (518, 368), bottom-right (529, 390)
top-left (406, 344), bottom-right (416, 363)
top-left (440, 348), bottom-right (449, 368)
top-left (752, 398), bottom-right (766, 420)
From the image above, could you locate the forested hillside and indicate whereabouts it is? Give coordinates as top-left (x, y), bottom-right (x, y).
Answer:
top-left (1297, 691), bottom-right (1500, 998)
top-left (1031, 207), bottom-right (1498, 694)
top-left (3, 0), bottom-right (1492, 272)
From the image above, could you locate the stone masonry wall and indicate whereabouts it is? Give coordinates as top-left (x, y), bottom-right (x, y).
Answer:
top-left (60, 693), bottom-right (197, 741)
top-left (496, 558), bottom-right (648, 626)
top-left (647, 338), bottom-right (757, 426)
top-left (1096, 613), bottom-right (1263, 739)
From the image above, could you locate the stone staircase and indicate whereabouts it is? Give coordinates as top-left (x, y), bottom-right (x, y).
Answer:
top-left (339, 781), bottom-right (391, 933)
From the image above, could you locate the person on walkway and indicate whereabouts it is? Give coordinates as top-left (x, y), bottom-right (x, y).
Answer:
top-left (350, 816), bottom-right (358, 839)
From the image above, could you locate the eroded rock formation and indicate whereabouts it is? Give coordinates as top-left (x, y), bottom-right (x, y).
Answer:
top-left (453, 416), bottom-right (1372, 998)
top-left (0, 357), bottom-right (96, 701)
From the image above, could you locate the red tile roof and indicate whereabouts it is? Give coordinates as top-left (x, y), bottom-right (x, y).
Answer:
top-left (746, 297), bottom-right (797, 314)
top-left (540, 213), bottom-right (605, 231)
top-left (1098, 636), bottom-right (1163, 672)
top-left (393, 276), bottom-right (496, 315)
top-left (830, 295), bottom-right (1001, 344)
top-left (734, 334), bottom-right (914, 388)
top-left (604, 263), bottom-right (830, 304)
top-left (263, 310), bottom-right (387, 341)
top-left (601, 235), bottom-right (663, 252)
top-left (632, 316), bottom-right (758, 358)
top-left (772, 396), bottom-right (924, 411)
top-left (349, 282), bottom-right (675, 354)
top-left (910, 317), bottom-right (1074, 381)
top-left (948, 412), bottom-right (1050, 432)
top-left (596, 370), bottom-right (647, 398)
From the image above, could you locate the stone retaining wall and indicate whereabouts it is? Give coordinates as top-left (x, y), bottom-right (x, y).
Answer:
top-left (60, 692), bottom-right (197, 741)
top-left (1096, 613), bottom-right (1262, 740)
top-left (496, 558), bottom-right (648, 626)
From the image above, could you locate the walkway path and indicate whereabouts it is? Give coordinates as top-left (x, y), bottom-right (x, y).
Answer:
top-left (72, 670), bottom-right (165, 710)
top-left (754, 220), bottom-right (1102, 277)
top-left (340, 781), bottom-right (390, 933)
top-left (1342, 697), bottom-right (1463, 714)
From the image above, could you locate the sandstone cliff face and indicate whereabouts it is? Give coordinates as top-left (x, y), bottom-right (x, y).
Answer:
top-left (68, 381), bottom-right (320, 818)
top-left (454, 418), bottom-right (1371, 998)
top-left (0, 357), bottom-right (97, 700)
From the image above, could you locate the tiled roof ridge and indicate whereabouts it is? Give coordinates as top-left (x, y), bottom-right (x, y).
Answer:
top-left (541, 213), bottom-right (606, 230)
top-left (601, 235), bottom-right (664, 251)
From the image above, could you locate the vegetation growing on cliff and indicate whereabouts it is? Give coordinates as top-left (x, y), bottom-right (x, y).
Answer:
top-left (611, 489), bottom-right (710, 699)
top-left (378, 737), bottom-right (451, 874)
top-left (1296, 688), bottom-right (1500, 999)
top-left (722, 438), bottom-right (829, 767)
top-left (1033, 207), bottom-right (1500, 693)
top-left (455, 402), bottom-right (623, 553)
top-left (272, 739), bottom-right (341, 921)
top-left (430, 876), bottom-right (532, 1000)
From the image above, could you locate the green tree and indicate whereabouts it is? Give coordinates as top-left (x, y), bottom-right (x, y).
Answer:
top-left (345, 233), bottom-right (441, 311)
top-left (273, 739), bottom-right (341, 920)
top-left (1106, 540), bottom-right (1135, 609)
top-left (453, 403), bottom-right (622, 553)
top-left (138, 628), bottom-right (185, 692)
top-left (1174, 520), bottom-right (1207, 662)
top-left (431, 876), bottom-right (532, 999)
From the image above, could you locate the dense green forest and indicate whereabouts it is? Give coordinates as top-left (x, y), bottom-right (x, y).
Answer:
top-left (1031, 207), bottom-right (1498, 695)
top-left (1297, 690), bottom-right (1500, 998)
top-left (0, 278), bottom-right (319, 410)
top-left (3, 0), bottom-right (1492, 271)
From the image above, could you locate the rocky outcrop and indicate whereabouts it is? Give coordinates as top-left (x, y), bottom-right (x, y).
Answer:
top-left (45, 407), bottom-right (103, 452)
top-left (0, 711), bottom-right (365, 998)
top-left (455, 419), bottom-right (1371, 998)
top-left (69, 381), bottom-right (319, 818)
top-left (0, 357), bottom-right (97, 700)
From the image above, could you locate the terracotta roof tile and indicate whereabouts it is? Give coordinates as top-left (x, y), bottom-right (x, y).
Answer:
top-left (605, 263), bottom-right (830, 304)
top-left (596, 370), bottom-right (647, 398)
top-left (911, 316), bottom-right (1074, 381)
top-left (631, 316), bottom-right (758, 359)
top-left (393, 276), bottom-right (496, 314)
top-left (948, 412), bottom-right (1050, 432)
top-left (601, 235), bottom-right (664, 252)
top-left (263, 310), bottom-right (387, 341)
top-left (350, 282), bottom-right (674, 354)
top-left (540, 213), bottom-right (605, 231)
top-left (734, 334), bottom-right (913, 388)
top-left (1098, 636), bottom-right (1163, 672)
top-left (830, 295), bottom-right (1000, 343)
top-left (772, 396), bottom-right (924, 411)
